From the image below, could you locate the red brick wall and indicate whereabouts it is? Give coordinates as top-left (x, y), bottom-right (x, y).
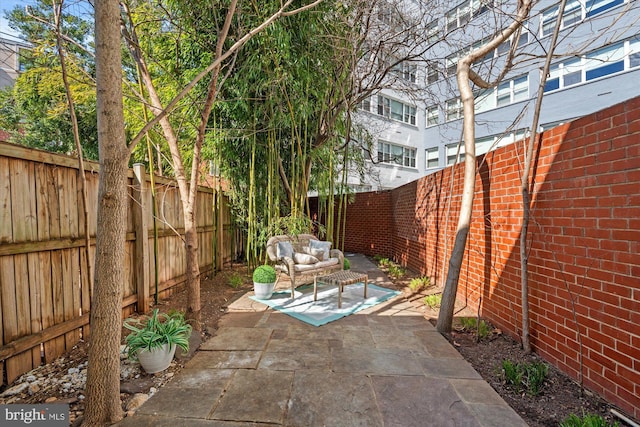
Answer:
top-left (342, 97), bottom-right (640, 420)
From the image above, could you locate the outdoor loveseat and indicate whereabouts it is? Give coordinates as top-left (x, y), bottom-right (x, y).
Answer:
top-left (266, 234), bottom-right (344, 298)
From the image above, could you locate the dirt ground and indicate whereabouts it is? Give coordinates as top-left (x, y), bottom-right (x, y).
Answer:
top-left (0, 262), bottom-right (623, 426)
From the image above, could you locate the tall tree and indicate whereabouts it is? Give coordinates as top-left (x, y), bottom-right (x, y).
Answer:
top-left (83, 0), bottom-right (128, 423)
top-left (437, 0), bottom-right (533, 334)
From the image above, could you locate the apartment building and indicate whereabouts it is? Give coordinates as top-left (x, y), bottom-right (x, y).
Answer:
top-left (0, 36), bottom-right (29, 89)
top-left (352, 0), bottom-right (640, 191)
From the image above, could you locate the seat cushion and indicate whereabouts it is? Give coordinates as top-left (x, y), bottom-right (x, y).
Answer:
top-left (294, 252), bottom-right (319, 265)
top-left (292, 257), bottom-right (339, 272)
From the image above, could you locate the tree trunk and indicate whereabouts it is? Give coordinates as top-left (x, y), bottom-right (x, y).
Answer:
top-left (520, 0), bottom-right (567, 353)
top-left (83, 0), bottom-right (127, 423)
top-left (436, 0), bottom-right (532, 334)
top-left (184, 215), bottom-right (201, 328)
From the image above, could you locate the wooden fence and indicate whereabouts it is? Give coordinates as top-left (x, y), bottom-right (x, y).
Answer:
top-left (0, 141), bottom-right (236, 384)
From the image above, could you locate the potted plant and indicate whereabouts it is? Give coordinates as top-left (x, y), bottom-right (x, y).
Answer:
top-left (123, 309), bottom-right (192, 373)
top-left (253, 264), bottom-right (277, 299)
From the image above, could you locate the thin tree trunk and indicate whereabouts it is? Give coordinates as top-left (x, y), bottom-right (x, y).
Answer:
top-left (83, 0), bottom-right (128, 423)
top-left (437, 0), bottom-right (532, 334)
top-left (520, 0), bottom-right (567, 353)
top-left (52, 0), bottom-right (93, 289)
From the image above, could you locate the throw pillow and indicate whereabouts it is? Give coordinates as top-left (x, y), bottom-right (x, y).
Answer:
top-left (276, 241), bottom-right (294, 259)
top-left (293, 252), bottom-right (319, 265)
top-left (303, 246), bottom-right (325, 260)
top-left (309, 239), bottom-right (332, 261)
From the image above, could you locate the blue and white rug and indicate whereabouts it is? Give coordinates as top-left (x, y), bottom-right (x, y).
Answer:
top-left (249, 282), bottom-right (400, 327)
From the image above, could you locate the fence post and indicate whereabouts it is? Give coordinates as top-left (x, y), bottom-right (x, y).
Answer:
top-left (133, 164), bottom-right (150, 313)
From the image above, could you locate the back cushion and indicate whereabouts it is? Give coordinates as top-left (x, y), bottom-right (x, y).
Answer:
top-left (309, 239), bottom-right (332, 261)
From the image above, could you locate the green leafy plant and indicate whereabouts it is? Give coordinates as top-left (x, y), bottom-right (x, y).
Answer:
top-left (423, 293), bottom-right (442, 309)
top-left (500, 359), bottom-right (548, 396)
top-left (228, 273), bottom-right (243, 289)
top-left (343, 258), bottom-right (351, 270)
top-left (560, 413), bottom-right (619, 427)
top-left (409, 276), bottom-right (430, 291)
top-left (387, 264), bottom-right (406, 279)
top-left (124, 309), bottom-right (192, 360)
top-left (458, 317), bottom-right (491, 339)
top-left (253, 264), bottom-right (276, 283)
top-left (377, 257), bottom-right (392, 268)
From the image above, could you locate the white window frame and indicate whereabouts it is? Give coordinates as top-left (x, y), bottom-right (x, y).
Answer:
top-left (377, 95), bottom-right (417, 125)
top-left (541, 0), bottom-right (628, 37)
top-left (426, 106), bottom-right (439, 127)
top-left (445, 0), bottom-right (490, 32)
top-left (391, 60), bottom-right (417, 83)
top-left (445, 98), bottom-right (464, 122)
top-left (446, 143), bottom-right (465, 165)
top-left (378, 141), bottom-right (417, 168)
top-left (426, 147), bottom-right (439, 168)
top-left (544, 37), bottom-right (638, 93)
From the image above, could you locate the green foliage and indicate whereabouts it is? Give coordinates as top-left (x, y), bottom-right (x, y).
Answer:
top-left (253, 265), bottom-right (276, 283)
top-left (458, 317), bottom-right (491, 339)
top-left (377, 257), bottom-right (392, 268)
top-left (387, 264), bottom-right (406, 279)
top-left (408, 276), bottom-right (430, 291)
top-left (560, 413), bottom-right (619, 427)
top-left (423, 294), bottom-right (442, 309)
top-left (1, 1), bottom-right (99, 159)
top-left (228, 273), bottom-right (243, 289)
top-left (500, 359), bottom-right (548, 396)
top-left (123, 309), bottom-right (192, 360)
top-left (343, 258), bottom-right (351, 270)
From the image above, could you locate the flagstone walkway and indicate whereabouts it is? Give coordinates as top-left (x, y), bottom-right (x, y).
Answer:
top-left (116, 254), bottom-right (527, 426)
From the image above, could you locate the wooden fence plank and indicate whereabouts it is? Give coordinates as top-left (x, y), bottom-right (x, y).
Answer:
top-left (0, 157), bottom-right (11, 243)
top-left (0, 143), bottom-right (223, 385)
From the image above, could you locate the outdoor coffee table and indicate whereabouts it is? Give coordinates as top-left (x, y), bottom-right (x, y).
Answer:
top-left (314, 270), bottom-right (368, 308)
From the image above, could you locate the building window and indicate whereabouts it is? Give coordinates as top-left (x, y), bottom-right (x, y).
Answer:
top-left (541, 0), bottom-right (627, 37)
top-left (377, 95), bottom-right (416, 125)
top-left (358, 97), bottom-right (371, 112)
top-left (426, 20), bottom-right (439, 43)
top-left (446, 143), bottom-right (465, 165)
top-left (426, 106), bottom-right (439, 127)
top-left (544, 37), bottom-right (637, 93)
top-left (378, 141), bottom-right (416, 168)
top-left (427, 64), bottom-right (439, 84)
top-left (392, 60), bottom-right (417, 83)
top-left (446, 0), bottom-right (490, 32)
top-left (496, 75), bottom-right (528, 106)
top-left (586, 0), bottom-right (624, 17)
top-left (446, 98), bottom-right (463, 121)
top-left (474, 88), bottom-right (496, 113)
top-left (426, 147), bottom-right (439, 168)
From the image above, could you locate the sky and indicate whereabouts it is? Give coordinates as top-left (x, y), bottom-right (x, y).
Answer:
top-left (0, 0), bottom-right (34, 41)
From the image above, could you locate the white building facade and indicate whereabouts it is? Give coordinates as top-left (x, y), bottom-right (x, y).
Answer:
top-left (351, 0), bottom-right (640, 191)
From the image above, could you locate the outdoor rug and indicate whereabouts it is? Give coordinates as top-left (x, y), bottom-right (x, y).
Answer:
top-left (249, 282), bottom-right (400, 326)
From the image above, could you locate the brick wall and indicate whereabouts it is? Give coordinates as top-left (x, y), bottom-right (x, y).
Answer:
top-left (340, 97), bottom-right (640, 420)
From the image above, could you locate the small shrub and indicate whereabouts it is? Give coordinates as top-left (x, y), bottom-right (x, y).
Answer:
top-left (378, 257), bottom-right (392, 268)
top-left (523, 362), bottom-right (548, 396)
top-left (373, 255), bottom-right (383, 263)
top-left (560, 413), bottom-right (619, 427)
top-left (501, 359), bottom-right (549, 396)
top-left (387, 264), bottom-right (406, 279)
top-left (501, 359), bottom-right (524, 390)
top-left (228, 273), bottom-right (243, 289)
top-left (458, 317), bottom-right (491, 339)
top-left (409, 276), bottom-right (430, 291)
top-left (343, 258), bottom-right (351, 270)
top-left (253, 265), bottom-right (276, 283)
top-left (423, 293), bottom-right (441, 309)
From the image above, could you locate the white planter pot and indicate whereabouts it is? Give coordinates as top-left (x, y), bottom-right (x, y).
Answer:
top-left (253, 281), bottom-right (275, 299)
top-left (137, 343), bottom-right (177, 374)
